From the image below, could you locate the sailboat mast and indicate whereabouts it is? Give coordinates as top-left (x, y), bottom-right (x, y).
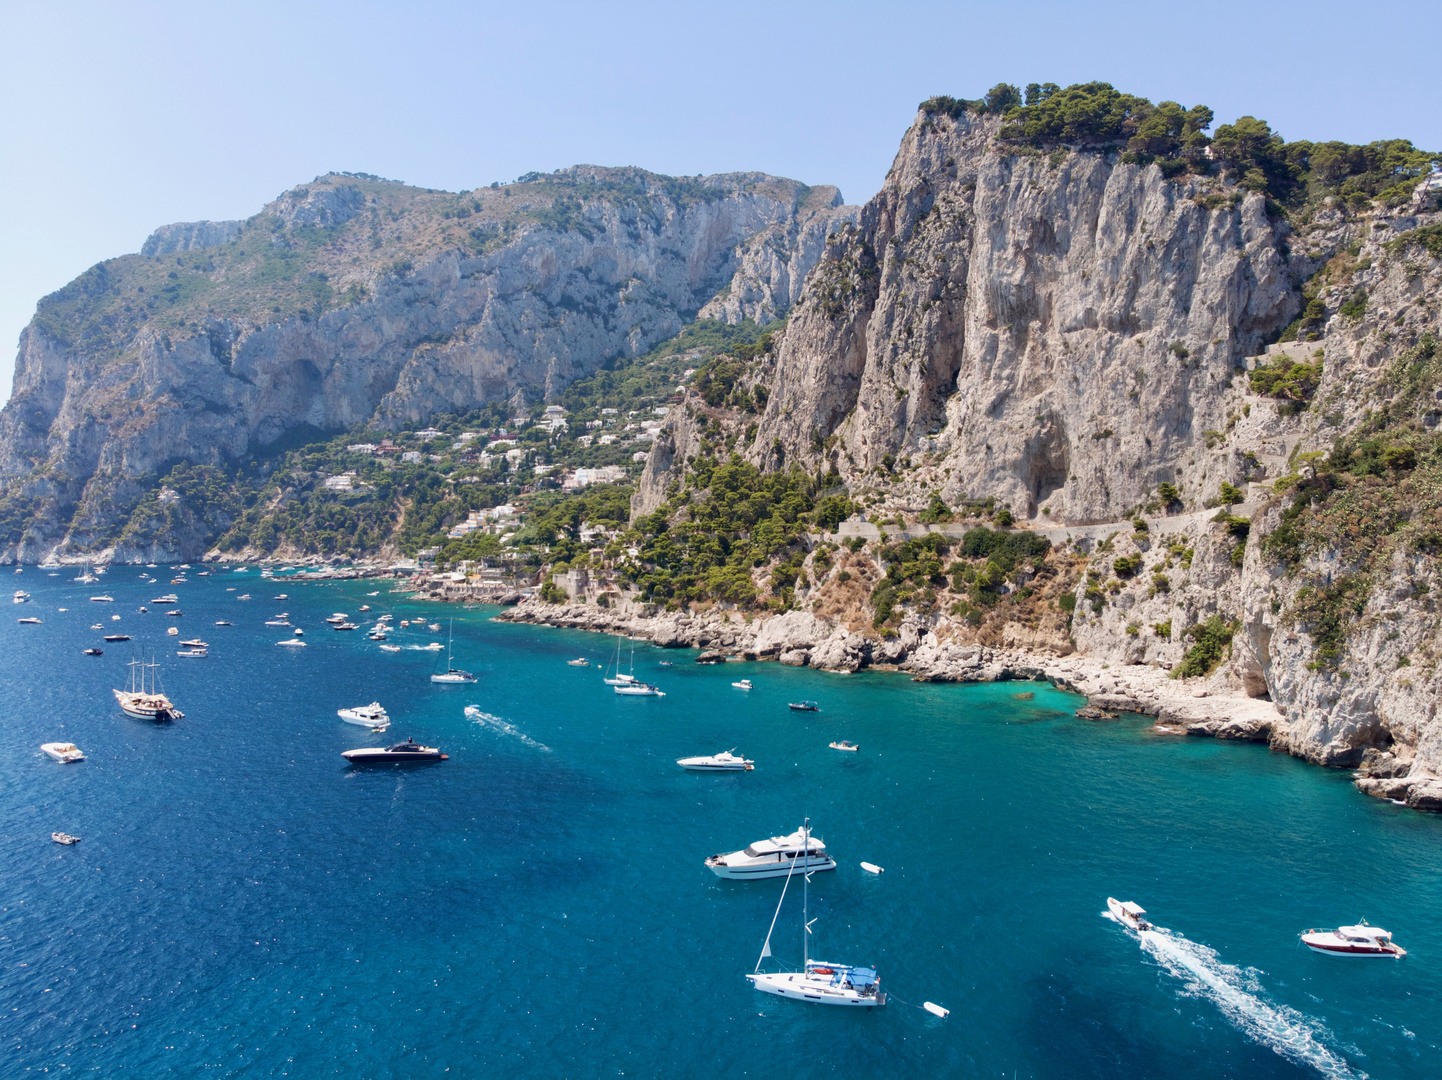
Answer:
top-left (802, 819), bottom-right (810, 970)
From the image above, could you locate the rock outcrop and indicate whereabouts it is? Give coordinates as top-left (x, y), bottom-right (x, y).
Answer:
top-left (737, 109), bottom-right (1308, 521)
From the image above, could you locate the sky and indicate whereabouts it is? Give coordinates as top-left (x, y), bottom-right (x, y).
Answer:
top-left (2, 0), bottom-right (1439, 400)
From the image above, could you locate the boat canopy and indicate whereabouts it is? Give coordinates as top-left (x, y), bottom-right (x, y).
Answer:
top-left (1339, 925), bottom-right (1390, 941)
top-left (1120, 901), bottom-right (1147, 917)
top-left (744, 830), bottom-right (825, 856)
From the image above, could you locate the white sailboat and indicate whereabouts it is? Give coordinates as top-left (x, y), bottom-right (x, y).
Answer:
top-left (602, 636), bottom-right (638, 686)
top-left (746, 821), bottom-right (885, 1007)
top-left (430, 618), bottom-right (477, 683)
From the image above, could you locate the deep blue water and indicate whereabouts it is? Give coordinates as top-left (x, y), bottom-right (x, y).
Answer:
top-left (1, 567), bottom-right (1439, 1078)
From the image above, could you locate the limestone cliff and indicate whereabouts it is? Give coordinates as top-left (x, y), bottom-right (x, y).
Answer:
top-left (742, 109), bottom-right (1308, 521)
top-left (0, 167), bottom-right (854, 559)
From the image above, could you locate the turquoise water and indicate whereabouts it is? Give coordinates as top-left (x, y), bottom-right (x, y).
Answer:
top-left (2, 570), bottom-right (1439, 1078)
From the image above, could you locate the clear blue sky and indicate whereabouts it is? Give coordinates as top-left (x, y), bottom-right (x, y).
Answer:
top-left (2, 0), bottom-right (1439, 399)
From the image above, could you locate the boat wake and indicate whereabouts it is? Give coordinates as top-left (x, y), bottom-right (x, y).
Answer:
top-left (464, 707), bottom-right (550, 752)
top-left (1107, 913), bottom-right (1361, 1079)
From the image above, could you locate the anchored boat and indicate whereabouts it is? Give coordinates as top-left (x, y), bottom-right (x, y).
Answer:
top-left (706, 826), bottom-right (837, 880)
top-left (677, 750), bottom-right (754, 771)
top-left (745, 820), bottom-right (885, 1008)
top-left (114, 658), bottom-right (184, 721)
top-left (1301, 922), bottom-right (1406, 958)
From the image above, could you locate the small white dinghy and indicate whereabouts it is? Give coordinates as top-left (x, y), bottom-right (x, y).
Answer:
top-left (860, 862), bottom-right (884, 875)
top-left (1106, 897), bottom-right (1152, 931)
top-left (923, 1002), bottom-right (949, 1018)
top-left (677, 749), bottom-right (754, 771)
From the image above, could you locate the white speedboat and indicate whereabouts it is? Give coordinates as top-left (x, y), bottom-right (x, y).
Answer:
top-left (745, 820), bottom-right (884, 1008)
top-left (167, 626), bottom-right (179, 636)
top-left (732, 679), bottom-right (753, 690)
top-left (115, 658), bottom-right (184, 720)
top-left (567, 657), bottom-right (591, 667)
top-left (1106, 897), bottom-right (1152, 931)
top-left (325, 613), bottom-right (348, 624)
top-left (52, 832), bottom-right (81, 845)
top-left (177, 648), bottom-right (207, 658)
top-left (615, 682), bottom-right (664, 696)
top-left (151, 594), bottom-right (179, 604)
top-left (41, 742), bottom-right (85, 763)
top-left (829, 740), bottom-right (859, 752)
top-left (89, 595), bottom-right (114, 603)
top-left (179, 638), bottom-right (208, 648)
top-left (1301, 922), bottom-right (1406, 958)
top-left (379, 644), bottom-right (401, 653)
top-left (338, 702), bottom-right (391, 730)
top-left (677, 750), bottom-right (754, 771)
top-left (277, 638), bottom-right (307, 647)
top-left (359, 604), bottom-right (371, 611)
top-left (17, 616), bottom-right (41, 624)
top-left (430, 619), bottom-right (477, 683)
top-left (706, 826), bottom-right (837, 879)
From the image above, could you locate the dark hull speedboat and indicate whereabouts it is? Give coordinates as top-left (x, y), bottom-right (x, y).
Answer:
top-left (342, 738), bottom-right (447, 764)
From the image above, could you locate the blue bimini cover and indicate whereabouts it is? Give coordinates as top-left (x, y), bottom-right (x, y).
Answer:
top-left (846, 967), bottom-right (878, 986)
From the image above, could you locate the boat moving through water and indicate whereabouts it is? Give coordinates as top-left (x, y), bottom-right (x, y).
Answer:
top-left (1107, 898), bottom-right (1152, 931)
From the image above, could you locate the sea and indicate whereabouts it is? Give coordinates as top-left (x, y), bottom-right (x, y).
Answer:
top-left (2, 567), bottom-right (1439, 1079)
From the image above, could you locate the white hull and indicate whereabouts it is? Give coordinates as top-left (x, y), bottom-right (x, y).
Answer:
top-left (709, 855), bottom-right (836, 879)
top-left (746, 972), bottom-right (885, 1007)
top-left (431, 673), bottom-right (476, 684)
top-left (615, 685), bottom-right (663, 696)
top-left (41, 743), bottom-right (85, 763)
top-left (679, 762), bottom-right (752, 771)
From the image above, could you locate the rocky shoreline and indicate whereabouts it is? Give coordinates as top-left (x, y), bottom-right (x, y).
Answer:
top-left (490, 598), bottom-right (1442, 814)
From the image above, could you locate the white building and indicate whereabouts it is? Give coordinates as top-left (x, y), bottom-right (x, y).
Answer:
top-left (416, 428), bottom-right (444, 441)
top-left (600, 407), bottom-right (618, 416)
top-left (652, 405), bottom-right (670, 417)
top-left (157, 487), bottom-right (180, 504)
top-left (322, 472), bottom-right (357, 491)
top-left (563, 465), bottom-right (627, 490)
top-left (401, 451), bottom-right (423, 463)
top-left (598, 434), bottom-right (619, 446)
top-left (632, 451), bottom-right (649, 462)
top-left (346, 443), bottom-right (377, 454)
top-left (576, 435), bottom-right (594, 448)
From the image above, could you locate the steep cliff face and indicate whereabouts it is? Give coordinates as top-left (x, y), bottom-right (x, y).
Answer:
top-left (0, 167), bottom-right (854, 559)
top-left (746, 110), bottom-right (1309, 522)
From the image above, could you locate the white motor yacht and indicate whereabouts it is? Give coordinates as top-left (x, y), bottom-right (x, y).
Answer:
top-left (706, 826), bottom-right (837, 879)
top-left (276, 638), bottom-right (307, 647)
top-left (1107, 897), bottom-right (1152, 931)
top-left (731, 678), bottom-right (753, 690)
top-left (567, 657), bottom-right (591, 667)
top-left (745, 821), bottom-right (884, 1008)
top-left (379, 644), bottom-right (402, 653)
top-left (338, 702), bottom-right (391, 730)
top-left (176, 648), bottom-right (207, 658)
top-left (677, 750), bottom-right (754, 771)
top-left (89, 595), bottom-right (114, 603)
top-left (13, 589), bottom-right (28, 604)
top-left (1301, 922), bottom-right (1406, 957)
top-left (325, 613), bottom-right (348, 624)
top-left (41, 742), bottom-right (85, 763)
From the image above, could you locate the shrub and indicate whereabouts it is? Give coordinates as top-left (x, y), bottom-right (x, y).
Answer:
top-left (1157, 482), bottom-right (1181, 509)
top-left (993, 506), bottom-right (1015, 528)
top-left (539, 579), bottom-right (567, 604)
top-left (1058, 592), bottom-right (1077, 613)
top-left (1172, 616), bottom-right (1238, 678)
top-left (1217, 481), bottom-right (1243, 505)
top-left (1249, 354), bottom-right (1322, 401)
top-left (1338, 289), bottom-right (1368, 321)
top-left (918, 491), bottom-right (953, 524)
top-left (1112, 554), bottom-right (1143, 577)
top-left (1152, 619), bottom-right (1172, 638)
